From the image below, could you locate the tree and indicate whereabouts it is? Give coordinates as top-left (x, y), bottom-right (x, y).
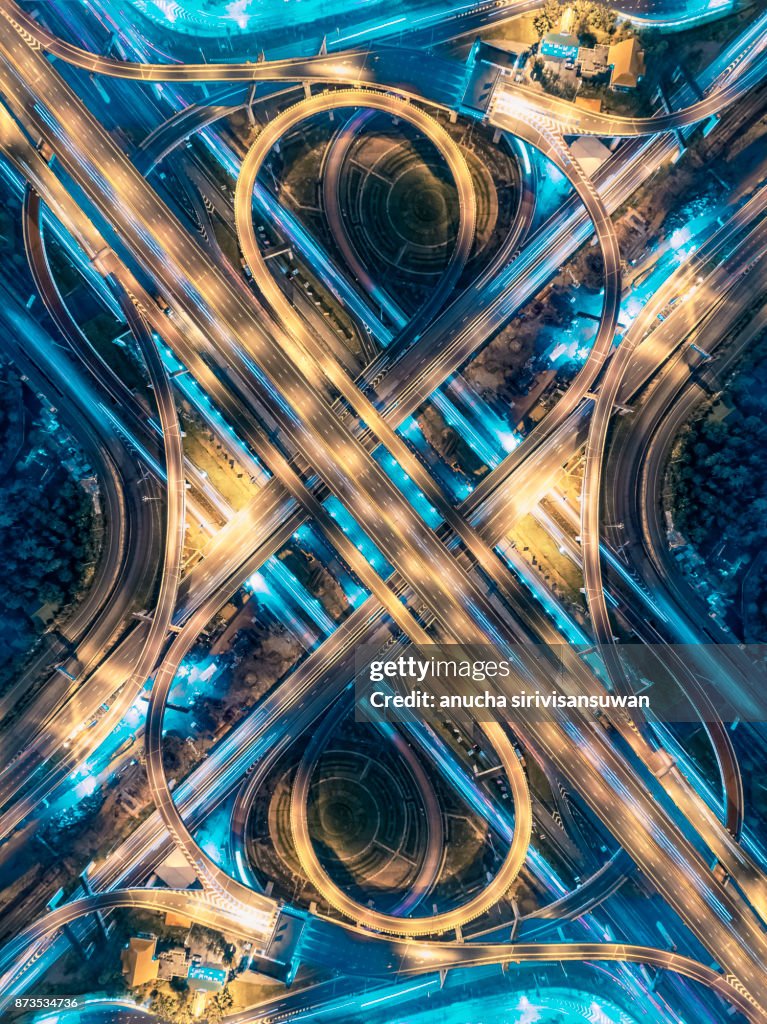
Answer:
top-left (672, 330), bottom-right (767, 562)
top-left (149, 992), bottom-right (178, 1022)
top-left (207, 986), bottom-right (235, 1023)
top-left (533, 0), bottom-right (562, 38)
top-left (0, 466), bottom-right (94, 685)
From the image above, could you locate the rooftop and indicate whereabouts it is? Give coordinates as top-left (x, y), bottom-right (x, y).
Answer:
top-left (570, 135), bottom-right (612, 177)
top-left (541, 31), bottom-right (579, 57)
top-left (575, 96), bottom-right (603, 113)
top-left (121, 936), bottom-right (159, 988)
top-left (608, 37), bottom-right (646, 89)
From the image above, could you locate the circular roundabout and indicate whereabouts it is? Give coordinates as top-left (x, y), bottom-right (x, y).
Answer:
top-left (341, 125), bottom-right (461, 278)
top-left (246, 730), bottom-right (447, 913)
top-left (289, 718), bottom-right (532, 937)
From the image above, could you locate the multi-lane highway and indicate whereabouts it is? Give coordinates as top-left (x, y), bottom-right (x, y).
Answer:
top-left (1, 0), bottom-right (767, 1021)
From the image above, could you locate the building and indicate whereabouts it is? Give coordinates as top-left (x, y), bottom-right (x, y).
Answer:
top-left (540, 32), bottom-right (579, 62)
top-left (608, 37), bottom-right (646, 90)
top-left (577, 43), bottom-right (609, 79)
top-left (157, 946), bottom-right (191, 981)
top-left (121, 935), bottom-right (159, 988)
top-left (570, 136), bottom-right (612, 177)
top-left (154, 848), bottom-right (198, 889)
top-left (188, 962), bottom-right (228, 990)
top-left (165, 911), bottom-right (192, 929)
top-left (713, 538), bottom-right (746, 575)
top-left (475, 40), bottom-right (530, 72)
top-left (575, 96), bottom-right (603, 113)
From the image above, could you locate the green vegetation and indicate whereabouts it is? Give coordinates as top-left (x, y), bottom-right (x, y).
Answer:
top-left (81, 310), bottom-right (149, 396)
top-left (386, 163), bottom-right (458, 249)
top-left (278, 544), bottom-right (349, 621)
top-left (530, 1), bottom-right (643, 111)
top-left (566, 0), bottom-right (620, 37)
top-left (20, 908), bottom-right (188, 1004)
top-left (533, 0), bottom-right (625, 41)
top-left (180, 406), bottom-right (257, 512)
top-left (0, 368), bottom-right (24, 473)
top-left (148, 982), bottom-right (233, 1023)
top-left (744, 564), bottom-right (767, 644)
top-left (672, 329), bottom-right (767, 637)
top-left (532, 59), bottom-right (578, 101)
top-left (0, 477), bottom-right (93, 647)
top-left (643, 3), bottom-right (767, 77)
top-left (0, 374), bottom-right (96, 685)
top-left (343, 126), bottom-right (460, 309)
top-left (533, 0), bottom-right (567, 39)
top-left (206, 986), bottom-right (235, 1024)
top-left (672, 333), bottom-right (767, 550)
top-left (0, 203), bottom-right (30, 279)
top-left (462, 281), bottom-right (571, 410)
top-left (418, 403), bottom-right (488, 477)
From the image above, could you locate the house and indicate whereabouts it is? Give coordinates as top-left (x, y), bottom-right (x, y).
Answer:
top-left (121, 935), bottom-right (159, 988)
top-left (157, 946), bottom-right (191, 981)
top-left (541, 32), bottom-right (579, 62)
top-left (608, 37), bottom-right (646, 90)
top-left (577, 43), bottom-right (609, 79)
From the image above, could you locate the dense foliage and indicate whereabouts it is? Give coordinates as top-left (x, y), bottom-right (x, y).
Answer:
top-left (673, 332), bottom-right (767, 639)
top-left (673, 337), bottom-right (767, 550)
top-left (0, 476), bottom-right (93, 664)
top-left (0, 378), bottom-right (94, 681)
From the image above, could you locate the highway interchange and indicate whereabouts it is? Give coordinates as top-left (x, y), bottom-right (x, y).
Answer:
top-left (0, 0), bottom-right (766, 1021)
